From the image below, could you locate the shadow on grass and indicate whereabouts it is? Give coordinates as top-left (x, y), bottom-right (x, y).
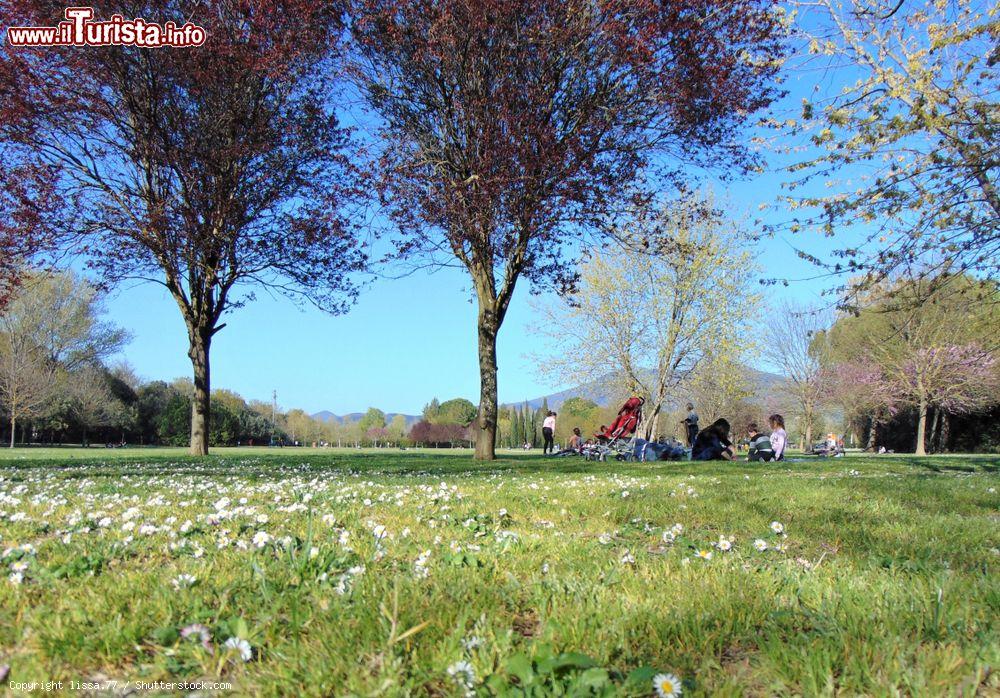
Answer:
top-left (0, 450), bottom-right (997, 480)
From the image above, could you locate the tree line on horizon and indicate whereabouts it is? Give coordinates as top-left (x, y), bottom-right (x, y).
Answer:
top-left (2, 269), bottom-right (999, 453)
top-left (1, 0), bottom-right (995, 458)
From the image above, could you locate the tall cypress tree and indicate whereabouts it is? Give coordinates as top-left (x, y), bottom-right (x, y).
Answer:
top-left (525, 402), bottom-right (536, 447)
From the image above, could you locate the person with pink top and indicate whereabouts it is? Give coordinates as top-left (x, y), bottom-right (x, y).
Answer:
top-left (768, 413), bottom-right (787, 461)
top-left (542, 411), bottom-right (557, 454)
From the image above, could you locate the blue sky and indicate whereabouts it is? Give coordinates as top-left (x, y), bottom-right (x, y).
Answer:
top-left (103, 190), bottom-right (838, 417)
top-left (100, 35), bottom-right (849, 417)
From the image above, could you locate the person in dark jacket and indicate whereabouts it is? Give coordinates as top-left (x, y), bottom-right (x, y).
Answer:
top-left (745, 422), bottom-right (775, 462)
top-left (691, 418), bottom-right (735, 460)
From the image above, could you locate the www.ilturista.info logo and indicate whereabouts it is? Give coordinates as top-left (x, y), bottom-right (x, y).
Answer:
top-left (6, 7), bottom-right (206, 47)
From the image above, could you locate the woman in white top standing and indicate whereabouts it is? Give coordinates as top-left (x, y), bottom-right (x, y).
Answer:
top-left (542, 411), bottom-right (557, 454)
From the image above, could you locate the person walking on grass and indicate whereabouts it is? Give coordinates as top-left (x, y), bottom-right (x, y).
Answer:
top-left (542, 411), bottom-right (556, 454)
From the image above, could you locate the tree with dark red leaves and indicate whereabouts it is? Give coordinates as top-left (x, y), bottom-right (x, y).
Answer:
top-left (0, 53), bottom-right (68, 309)
top-left (1, 0), bottom-right (365, 455)
top-left (348, 0), bottom-right (787, 459)
top-left (0, 194), bottom-right (50, 309)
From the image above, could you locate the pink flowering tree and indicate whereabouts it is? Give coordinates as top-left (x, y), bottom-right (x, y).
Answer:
top-left (837, 345), bottom-right (999, 455)
top-left (366, 426), bottom-right (392, 447)
top-left (893, 344), bottom-right (999, 456)
top-left (826, 360), bottom-right (900, 451)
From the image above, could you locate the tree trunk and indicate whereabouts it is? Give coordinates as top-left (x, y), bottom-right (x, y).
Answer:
top-left (939, 412), bottom-right (950, 453)
top-left (929, 408), bottom-right (941, 454)
top-left (804, 408), bottom-right (813, 451)
top-left (474, 302), bottom-right (500, 461)
top-left (914, 399), bottom-right (928, 456)
top-left (9, 415), bottom-right (14, 449)
top-left (642, 403), bottom-right (661, 441)
top-left (188, 329), bottom-right (212, 456)
top-left (865, 414), bottom-right (877, 451)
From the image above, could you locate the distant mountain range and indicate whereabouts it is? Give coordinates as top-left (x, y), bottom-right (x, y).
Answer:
top-left (312, 368), bottom-right (784, 422)
top-left (311, 411), bottom-right (422, 427)
top-left (510, 368), bottom-right (784, 411)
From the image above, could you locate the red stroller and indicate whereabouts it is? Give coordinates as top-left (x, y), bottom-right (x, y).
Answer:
top-left (585, 397), bottom-right (644, 461)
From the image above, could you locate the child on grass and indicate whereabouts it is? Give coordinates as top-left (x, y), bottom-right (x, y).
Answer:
top-left (746, 423), bottom-right (775, 462)
top-left (768, 414), bottom-right (787, 461)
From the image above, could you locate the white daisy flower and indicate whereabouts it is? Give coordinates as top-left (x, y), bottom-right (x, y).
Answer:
top-left (653, 672), bottom-right (682, 697)
top-left (753, 539), bottom-right (768, 551)
top-left (223, 637), bottom-right (252, 662)
top-left (462, 635), bottom-right (483, 651)
top-left (414, 550), bottom-right (432, 579)
top-left (447, 660), bottom-right (476, 686)
top-left (770, 521), bottom-right (784, 534)
top-left (171, 574), bottom-right (197, 590)
top-left (8, 572), bottom-right (23, 585)
top-left (694, 549), bottom-right (713, 561)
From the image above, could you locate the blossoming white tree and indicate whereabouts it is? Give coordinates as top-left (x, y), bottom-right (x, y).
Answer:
top-left (534, 192), bottom-right (759, 440)
top-left (777, 0), bottom-right (998, 304)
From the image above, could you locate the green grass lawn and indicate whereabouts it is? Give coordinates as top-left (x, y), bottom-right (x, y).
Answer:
top-left (0, 450), bottom-right (997, 696)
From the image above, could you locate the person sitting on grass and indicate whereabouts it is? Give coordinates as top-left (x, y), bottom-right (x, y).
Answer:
top-left (555, 427), bottom-right (585, 456)
top-left (746, 422), bottom-right (775, 462)
top-left (768, 413), bottom-right (787, 461)
top-left (692, 418), bottom-right (735, 460)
